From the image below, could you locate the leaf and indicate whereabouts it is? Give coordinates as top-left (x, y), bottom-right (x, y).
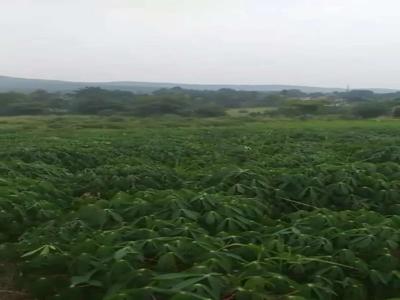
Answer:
top-left (70, 270), bottom-right (99, 287)
top-left (173, 276), bottom-right (207, 290)
top-left (170, 291), bottom-right (211, 300)
top-left (21, 245), bottom-right (57, 258)
top-left (205, 211), bottom-right (216, 226)
top-left (106, 209), bottom-right (124, 223)
top-left (370, 269), bottom-right (388, 285)
top-left (78, 204), bottom-right (108, 227)
top-left (114, 246), bottom-right (141, 261)
top-left (243, 276), bottom-right (266, 291)
top-left (157, 252), bottom-right (178, 272)
top-left (154, 273), bottom-right (208, 280)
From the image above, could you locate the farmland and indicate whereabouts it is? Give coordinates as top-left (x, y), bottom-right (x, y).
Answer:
top-left (1, 116), bottom-right (400, 300)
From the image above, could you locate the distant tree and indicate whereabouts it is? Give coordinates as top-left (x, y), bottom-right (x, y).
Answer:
top-left (293, 103), bottom-right (319, 115)
top-left (309, 92), bottom-right (325, 98)
top-left (0, 85), bottom-right (397, 119)
top-left (133, 96), bottom-right (191, 116)
top-left (282, 100), bottom-right (325, 116)
top-left (71, 87), bottom-right (134, 114)
top-left (280, 89), bottom-right (307, 98)
top-left (262, 94), bottom-right (286, 106)
top-left (392, 106), bottom-right (400, 118)
top-left (0, 92), bottom-right (30, 115)
top-left (352, 103), bottom-right (387, 118)
top-left (193, 105), bottom-right (225, 117)
top-left (30, 89), bottom-right (52, 102)
top-left (0, 92), bottom-right (26, 103)
top-left (343, 90), bottom-right (375, 102)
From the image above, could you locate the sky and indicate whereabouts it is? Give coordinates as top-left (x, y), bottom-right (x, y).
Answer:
top-left (0, 0), bottom-right (399, 89)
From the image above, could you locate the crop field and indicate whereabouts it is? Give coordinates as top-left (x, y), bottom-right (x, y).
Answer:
top-left (1, 116), bottom-right (400, 300)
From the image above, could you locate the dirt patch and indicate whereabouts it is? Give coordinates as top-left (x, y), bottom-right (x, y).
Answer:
top-left (0, 263), bottom-right (30, 300)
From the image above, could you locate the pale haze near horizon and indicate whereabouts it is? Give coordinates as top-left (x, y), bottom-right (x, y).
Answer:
top-left (0, 0), bottom-right (399, 89)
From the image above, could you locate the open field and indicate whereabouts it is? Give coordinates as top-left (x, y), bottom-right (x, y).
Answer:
top-left (1, 116), bottom-right (400, 300)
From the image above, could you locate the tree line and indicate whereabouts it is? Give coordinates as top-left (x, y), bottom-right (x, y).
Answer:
top-left (1, 87), bottom-right (400, 118)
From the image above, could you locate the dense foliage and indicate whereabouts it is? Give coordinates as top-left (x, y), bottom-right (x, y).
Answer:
top-left (1, 87), bottom-right (400, 118)
top-left (1, 117), bottom-right (400, 299)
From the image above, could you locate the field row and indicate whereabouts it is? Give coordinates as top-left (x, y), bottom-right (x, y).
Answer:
top-left (1, 118), bottom-right (400, 300)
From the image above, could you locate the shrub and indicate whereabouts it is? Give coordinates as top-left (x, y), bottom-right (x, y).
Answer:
top-left (392, 106), bottom-right (400, 118)
top-left (352, 102), bottom-right (388, 118)
top-left (194, 106), bottom-right (226, 117)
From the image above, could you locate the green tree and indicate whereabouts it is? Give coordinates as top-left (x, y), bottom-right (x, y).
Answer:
top-left (133, 96), bottom-right (191, 116)
top-left (71, 87), bottom-right (134, 114)
top-left (352, 102), bottom-right (388, 118)
top-left (392, 106), bottom-right (400, 118)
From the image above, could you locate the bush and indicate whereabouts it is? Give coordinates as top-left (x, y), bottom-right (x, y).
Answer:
top-left (392, 106), bottom-right (400, 118)
top-left (133, 97), bottom-right (191, 117)
top-left (194, 106), bottom-right (226, 117)
top-left (352, 103), bottom-right (388, 119)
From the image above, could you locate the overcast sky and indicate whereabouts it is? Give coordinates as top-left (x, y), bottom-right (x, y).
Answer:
top-left (0, 0), bottom-right (399, 88)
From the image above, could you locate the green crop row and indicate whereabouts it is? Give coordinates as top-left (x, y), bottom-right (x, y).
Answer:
top-left (1, 117), bottom-right (400, 300)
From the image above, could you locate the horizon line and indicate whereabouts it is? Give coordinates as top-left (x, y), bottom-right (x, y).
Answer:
top-left (1, 74), bottom-right (399, 91)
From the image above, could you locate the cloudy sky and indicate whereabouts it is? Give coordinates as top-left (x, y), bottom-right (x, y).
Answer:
top-left (0, 0), bottom-right (399, 88)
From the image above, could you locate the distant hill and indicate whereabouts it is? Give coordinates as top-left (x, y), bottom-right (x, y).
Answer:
top-left (0, 75), bottom-right (397, 94)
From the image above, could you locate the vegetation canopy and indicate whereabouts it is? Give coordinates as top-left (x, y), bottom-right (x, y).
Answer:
top-left (1, 117), bottom-right (400, 300)
top-left (1, 87), bottom-right (400, 118)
